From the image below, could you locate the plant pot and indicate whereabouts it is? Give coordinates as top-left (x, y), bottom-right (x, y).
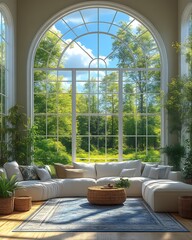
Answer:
top-left (0, 197), bottom-right (14, 215)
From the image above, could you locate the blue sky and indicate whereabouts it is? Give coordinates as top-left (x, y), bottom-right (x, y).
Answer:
top-left (52, 8), bottom-right (136, 68)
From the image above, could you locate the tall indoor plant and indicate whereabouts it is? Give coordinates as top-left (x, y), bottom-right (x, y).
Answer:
top-left (165, 34), bottom-right (192, 178)
top-left (0, 105), bottom-right (34, 166)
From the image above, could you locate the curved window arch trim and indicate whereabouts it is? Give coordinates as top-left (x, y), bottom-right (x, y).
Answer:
top-left (180, 2), bottom-right (192, 76)
top-left (0, 3), bottom-right (15, 110)
top-left (27, 1), bottom-right (168, 162)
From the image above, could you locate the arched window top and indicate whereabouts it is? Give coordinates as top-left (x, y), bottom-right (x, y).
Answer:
top-left (0, 3), bottom-right (14, 109)
top-left (181, 2), bottom-right (192, 76)
top-left (34, 7), bottom-right (160, 69)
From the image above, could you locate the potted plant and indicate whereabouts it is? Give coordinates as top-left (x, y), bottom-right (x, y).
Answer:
top-left (115, 178), bottom-right (130, 188)
top-left (0, 174), bottom-right (18, 214)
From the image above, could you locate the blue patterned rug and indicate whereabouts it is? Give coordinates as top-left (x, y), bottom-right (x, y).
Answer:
top-left (14, 198), bottom-right (188, 232)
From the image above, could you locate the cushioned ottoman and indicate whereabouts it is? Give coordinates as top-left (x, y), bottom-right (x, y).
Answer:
top-left (142, 180), bottom-right (192, 212)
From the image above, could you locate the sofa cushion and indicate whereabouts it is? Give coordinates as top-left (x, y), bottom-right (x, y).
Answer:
top-left (15, 179), bottom-right (64, 201)
top-left (36, 168), bottom-right (52, 181)
top-left (96, 160), bottom-right (142, 179)
top-left (120, 168), bottom-right (136, 177)
top-left (73, 162), bottom-right (96, 178)
top-left (54, 163), bottom-right (73, 178)
top-left (142, 163), bottom-right (158, 177)
top-left (157, 165), bottom-right (172, 179)
top-left (148, 167), bottom-right (160, 179)
top-left (19, 165), bottom-right (39, 180)
top-left (65, 169), bottom-right (84, 178)
top-left (95, 162), bottom-right (128, 179)
top-left (124, 160), bottom-right (142, 177)
top-left (3, 161), bottom-right (23, 181)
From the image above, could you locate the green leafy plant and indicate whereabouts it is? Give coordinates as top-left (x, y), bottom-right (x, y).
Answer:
top-left (182, 150), bottom-right (192, 180)
top-left (0, 174), bottom-right (18, 198)
top-left (0, 105), bottom-right (35, 166)
top-left (115, 178), bottom-right (130, 188)
top-left (161, 144), bottom-right (185, 171)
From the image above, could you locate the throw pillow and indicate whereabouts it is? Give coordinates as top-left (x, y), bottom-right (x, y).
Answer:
top-left (124, 160), bottom-right (142, 177)
top-left (36, 168), bottom-right (52, 181)
top-left (65, 169), bottom-right (84, 178)
top-left (19, 165), bottom-right (39, 180)
top-left (148, 167), bottom-right (160, 179)
top-left (73, 162), bottom-right (96, 178)
top-left (120, 168), bottom-right (136, 177)
top-left (3, 161), bottom-right (23, 181)
top-left (141, 163), bottom-right (158, 177)
top-left (157, 165), bottom-right (173, 179)
top-left (54, 163), bottom-right (74, 178)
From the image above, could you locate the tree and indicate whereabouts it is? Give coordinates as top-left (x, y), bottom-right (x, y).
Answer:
top-left (109, 22), bottom-right (161, 155)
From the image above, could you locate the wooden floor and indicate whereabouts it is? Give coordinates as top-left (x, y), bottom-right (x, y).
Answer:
top-left (0, 201), bottom-right (192, 240)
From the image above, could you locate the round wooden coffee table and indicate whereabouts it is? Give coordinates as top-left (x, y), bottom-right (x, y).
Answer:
top-left (87, 186), bottom-right (126, 205)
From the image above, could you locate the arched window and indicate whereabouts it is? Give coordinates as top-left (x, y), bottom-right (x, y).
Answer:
top-left (181, 3), bottom-right (192, 76)
top-left (32, 4), bottom-right (167, 163)
top-left (0, 4), bottom-right (14, 165)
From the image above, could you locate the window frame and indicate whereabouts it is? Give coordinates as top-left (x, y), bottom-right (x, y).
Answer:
top-left (28, 2), bottom-right (168, 163)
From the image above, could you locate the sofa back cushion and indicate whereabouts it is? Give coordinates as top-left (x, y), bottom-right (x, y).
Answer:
top-left (3, 161), bottom-right (23, 181)
top-left (54, 163), bottom-right (74, 178)
top-left (95, 160), bottom-right (142, 179)
top-left (95, 162), bottom-right (127, 179)
top-left (73, 162), bottom-right (96, 178)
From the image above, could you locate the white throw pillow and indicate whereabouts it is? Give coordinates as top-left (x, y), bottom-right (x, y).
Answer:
top-left (73, 162), bottom-right (96, 178)
top-left (36, 168), bottom-right (52, 181)
top-left (148, 167), bottom-right (159, 179)
top-left (157, 165), bottom-right (173, 179)
top-left (141, 163), bottom-right (158, 177)
top-left (120, 168), bottom-right (136, 177)
top-left (124, 160), bottom-right (142, 177)
top-left (3, 161), bottom-right (23, 181)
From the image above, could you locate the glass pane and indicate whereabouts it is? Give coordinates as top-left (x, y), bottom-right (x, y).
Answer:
top-left (58, 71), bottom-right (72, 81)
top-left (90, 137), bottom-right (105, 158)
top-left (136, 94), bottom-right (147, 113)
top-left (47, 115), bottom-right (57, 135)
top-left (76, 116), bottom-right (89, 135)
top-left (34, 94), bottom-right (46, 113)
top-left (34, 70), bottom-right (47, 81)
top-left (148, 94), bottom-right (161, 113)
top-left (107, 116), bottom-right (118, 135)
top-left (58, 115), bottom-right (72, 135)
top-left (58, 93), bottom-right (72, 113)
top-left (148, 115), bottom-right (161, 135)
top-left (76, 94), bottom-right (89, 113)
top-left (59, 137), bottom-right (72, 154)
top-left (90, 116), bottom-right (105, 135)
top-left (123, 115), bottom-right (136, 135)
top-left (34, 82), bottom-right (46, 94)
top-left (34, 115), bottom-right (46, 135)
top-left (47, 94), bottom-right (57, 113)
top-left (137, 137), bottom-right (146, 150)
top-left (137, 116), bottom-right (146, 135)
top-left (76, 137), bottom-right (89, 156)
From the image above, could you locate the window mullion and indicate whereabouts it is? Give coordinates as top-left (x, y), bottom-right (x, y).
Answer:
top-left (72, 69), bottom-right (76, 162)
top-left (118, 69), bottom-right (123, 161)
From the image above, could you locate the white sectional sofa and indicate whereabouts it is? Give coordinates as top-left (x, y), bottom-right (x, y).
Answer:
top-left (1, 160), bottom-right (192, 212)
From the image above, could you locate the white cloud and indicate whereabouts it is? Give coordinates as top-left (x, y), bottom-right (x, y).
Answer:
top-left (63, 40), bottom-right (109, 68)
